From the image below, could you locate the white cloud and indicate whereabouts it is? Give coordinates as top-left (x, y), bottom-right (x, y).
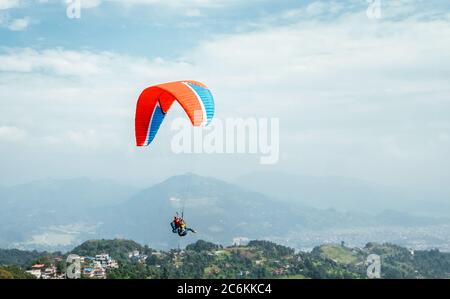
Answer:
top-left (108, 0), bottom-right (246, 8)
top-left (0, 2), bottom-right (449, 187)
top-left (6, 16), bottom-right (30, 31)
top-left (0, 126), bottom-right (28, 142)
top-left (185, 8), bottom-right (202, 17)
top-left (67, 129), bottom-right (100, 148)
top-left (305, 2), bottom-right (327, 16)
top-left (78, 0), bottom-right (102, 9)
top-left (281, 1), bottom-right (346, 19)
top-left (1, 0), bottom-right (256, 10)
top-left (0, 48), bottom-right (118, 75)
top-left (0, 0), bottom-right (21, 10)
top-left (62, 0), bottom-right (254, 9)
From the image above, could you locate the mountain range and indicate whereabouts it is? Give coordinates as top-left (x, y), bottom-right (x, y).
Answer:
top-left (234, 171), bottom-right (450, 217)
top-left (0, 173), bottom-right (449, 251)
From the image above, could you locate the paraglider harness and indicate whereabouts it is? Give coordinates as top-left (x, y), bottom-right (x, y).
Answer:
top-left (171, 212), bottom-right (197, 237)
top-left (171, 212), bottom-right (189, 237)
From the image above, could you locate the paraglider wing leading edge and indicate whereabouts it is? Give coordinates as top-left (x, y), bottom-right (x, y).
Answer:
top-left (135, 80), bottom-right (215, 146)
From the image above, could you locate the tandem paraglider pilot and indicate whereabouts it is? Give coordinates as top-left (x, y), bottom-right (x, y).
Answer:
top-left (170, 214), bottom-right (197, 237)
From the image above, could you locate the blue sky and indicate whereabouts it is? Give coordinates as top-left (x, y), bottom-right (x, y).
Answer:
top-left (1, 0), bottom-right (311, 56)
top-left (3, 0), bottom-right (447, 57)
top-left (1, 0), bottom-right (450, 191)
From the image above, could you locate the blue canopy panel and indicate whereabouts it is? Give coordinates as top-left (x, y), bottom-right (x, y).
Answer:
top-left (187, 82), bottom-right (215, 125)
top-left (146, 103), bottom-right (166, 145)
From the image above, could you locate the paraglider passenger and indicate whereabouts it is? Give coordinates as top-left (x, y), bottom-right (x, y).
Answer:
top-left (170, 214), bottom-right (196, 236)
top-left (171, 215), bottom-right (182, 233)
top-left (178, 222), bottom-right (197, 237)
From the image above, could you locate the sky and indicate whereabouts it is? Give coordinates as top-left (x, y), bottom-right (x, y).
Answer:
top-left (0, 0), bottom-right (449, 190)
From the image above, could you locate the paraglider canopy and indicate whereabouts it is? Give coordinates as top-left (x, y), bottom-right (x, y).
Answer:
top-left (135, 80), bottom-right (215, 146)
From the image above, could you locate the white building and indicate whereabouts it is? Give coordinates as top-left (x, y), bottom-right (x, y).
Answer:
top-left (26, 269), bottom-right (42, 279)
top-left (128, 250), bottom-right (140, 258)
top-left (95, 254), bottom-right (110, 262)
top-left (232, 237), bottom-right (249, 246)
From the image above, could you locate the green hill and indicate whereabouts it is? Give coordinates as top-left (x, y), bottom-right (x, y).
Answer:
top-left (1, 239), bottom-right (450, 279)
top-left (70, 239), bottom-right (145, 262)
top-left (313, 242), bottom-right (450, 279)
top-left (312, 244), bottom-right (363, 265)
top-left (0, 248), bottom-right (59, 268)
top-left (0, 266), bottom-right (35, 279)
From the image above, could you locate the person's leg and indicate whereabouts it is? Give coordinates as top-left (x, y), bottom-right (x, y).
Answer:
top-left (170, 222), bottom-right (177, 233)
top-left (186, 228), bottom-right (197, 233)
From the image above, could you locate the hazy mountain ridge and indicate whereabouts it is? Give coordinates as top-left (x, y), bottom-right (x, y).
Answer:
top-left (234, 171), bottom-right (450, 217)
top-left (0, 178), bottom-right (137, 250)
top-left (97, 174), bottom-right (449, 250)
top-left (0, 174), bottom-right (449, 251)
